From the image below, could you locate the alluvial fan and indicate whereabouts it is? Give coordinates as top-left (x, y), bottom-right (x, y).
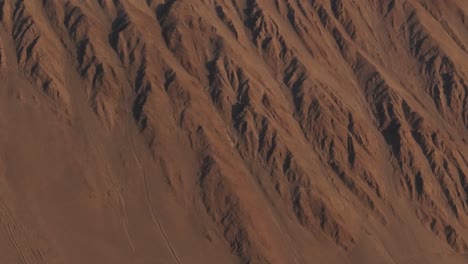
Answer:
top-left (0, 0), bottom-right (467, 263)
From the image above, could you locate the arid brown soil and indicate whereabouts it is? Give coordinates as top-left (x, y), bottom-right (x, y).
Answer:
top-left (0, 0), bottom-right (467, 263)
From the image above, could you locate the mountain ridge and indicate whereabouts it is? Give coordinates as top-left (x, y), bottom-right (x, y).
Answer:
top-left (0, 0), bottom-right (467, 263)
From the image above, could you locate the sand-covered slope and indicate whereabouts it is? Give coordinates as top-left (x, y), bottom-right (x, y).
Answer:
top-left (0, 0), bottom-right (467, 263)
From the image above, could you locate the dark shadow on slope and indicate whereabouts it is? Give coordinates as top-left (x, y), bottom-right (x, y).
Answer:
top-left (108, 10), bottom-right (130, 51)
top-left (156, 0), bottom-right (176, 21)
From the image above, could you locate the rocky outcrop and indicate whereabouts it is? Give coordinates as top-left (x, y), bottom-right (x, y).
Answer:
top-left (0, 0), bottom-right (467, 263)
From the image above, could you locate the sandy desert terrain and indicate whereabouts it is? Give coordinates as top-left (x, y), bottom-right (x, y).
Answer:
top-left (0, 0), bottom-right (467, 263)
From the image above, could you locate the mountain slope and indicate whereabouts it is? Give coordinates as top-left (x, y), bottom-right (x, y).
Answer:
top-left (0, 0), bottom-right (467, 263)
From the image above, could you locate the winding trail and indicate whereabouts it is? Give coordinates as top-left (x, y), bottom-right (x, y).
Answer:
top-left (130, 138), bottom-right (183, 264)
top-left (0, 202), bottom-right (47, 264)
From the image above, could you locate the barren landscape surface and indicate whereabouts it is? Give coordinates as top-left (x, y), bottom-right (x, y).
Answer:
top-left (0, 0), bottom-right (468, 263)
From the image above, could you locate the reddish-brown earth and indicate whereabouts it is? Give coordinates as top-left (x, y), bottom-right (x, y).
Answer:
top-left (0, 0), bottom-right (467, 263)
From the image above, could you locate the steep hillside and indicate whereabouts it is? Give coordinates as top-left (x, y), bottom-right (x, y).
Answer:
top-left (0, 0), bottom-right (467, 263)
